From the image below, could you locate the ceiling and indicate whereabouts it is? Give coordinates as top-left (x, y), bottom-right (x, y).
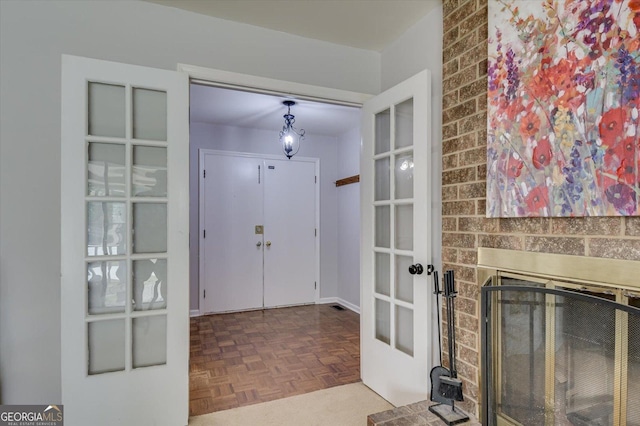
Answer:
top-left (143, 0), bottom-right (440, 52)
top-left (190, 84), bottom-right (361, 137)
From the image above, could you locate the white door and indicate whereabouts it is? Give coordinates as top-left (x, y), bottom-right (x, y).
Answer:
top-left (61, 55), bottom-right (189, 425)
top-left (263, 159), bottom-right (317, 307)
top-left (200, 152), bottom-right (264, 313)
top-left (200, 152), bottom-right (317, 313)
top-left (360, 70), bottom-right (432, 407)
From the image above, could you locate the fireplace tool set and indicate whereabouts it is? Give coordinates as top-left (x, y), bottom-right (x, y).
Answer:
top-left (428, 268), bottom-right (470, 425)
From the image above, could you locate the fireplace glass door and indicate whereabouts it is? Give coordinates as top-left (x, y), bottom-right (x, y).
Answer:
top-left (483, 275), bottom-right (640, 426)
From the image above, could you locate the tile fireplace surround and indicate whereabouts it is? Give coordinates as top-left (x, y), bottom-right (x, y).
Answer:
top-left (477, 248), bottom-right (640, 425)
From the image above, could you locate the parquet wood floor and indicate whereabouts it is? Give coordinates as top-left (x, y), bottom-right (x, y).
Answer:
top-left (189, 304), bottom-right (361, 416)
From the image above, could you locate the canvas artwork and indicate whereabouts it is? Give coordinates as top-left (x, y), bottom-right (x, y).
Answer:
top-left (487, 0), bottom-right (640, 217)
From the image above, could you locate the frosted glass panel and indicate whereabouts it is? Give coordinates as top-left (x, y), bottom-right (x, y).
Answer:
top-left (395, 151), bottom-right (414, 199)
top-left (395, 306), bottom-right (414, 356)
top-left (133, 88), bottom-right (167, 141)
top-left (88, 143), bottom-right (125, 197)
top-left (375, 109), bottom-right (391, 154)
top-left (87, 202), bottom-right (126, 256)
top-left (395, 98), bottom-right (413, 149)
top-left (133, 315), bottom-right (167, 368)
top-left (133, 259), bottom-right (167, 311)
top-left (88, 82), bottom-right (125, 138)
top-left (133, 146), bottom-right (167, 197)
top-left (375, 157), bottom-right (390, 201)
top-left (395, 255), bottom-right (414, 303)
top-left (395, 204), bottom-right (413, 250)
top-left (87, 261), bottom-right (126, 314)
top-left (133, 203), bottom-right (167, 253)
top-left (375, 206), bottom-right (390, 248)
top-left (375, 252), bottom-right (390, 296)
top-left (88, 319), bottom-right (125, 375)
top-left (375, 298), bottom-right (390, 345)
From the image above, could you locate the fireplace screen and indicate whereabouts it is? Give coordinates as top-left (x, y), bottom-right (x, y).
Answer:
top-left (482, 275), bottom-right (640, 426)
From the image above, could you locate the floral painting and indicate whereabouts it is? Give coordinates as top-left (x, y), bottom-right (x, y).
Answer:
top-left (487, 0), bottom-right (640, 217)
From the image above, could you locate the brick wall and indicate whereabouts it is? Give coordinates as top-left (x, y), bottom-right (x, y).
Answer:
top-left (441, 0), bottom-right (640, 416)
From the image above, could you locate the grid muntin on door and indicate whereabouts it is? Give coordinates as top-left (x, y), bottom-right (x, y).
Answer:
top-left (372, 97), bottom-right (415, 357)
top-left (85, 81), bottom-right (168, 374)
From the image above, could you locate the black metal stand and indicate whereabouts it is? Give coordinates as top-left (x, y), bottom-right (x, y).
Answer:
top-left (428, 403), bottom-right (470, 425)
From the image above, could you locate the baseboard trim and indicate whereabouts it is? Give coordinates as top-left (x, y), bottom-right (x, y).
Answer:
top-left (317, 297), bottom-right (360, 314)
top-left (190, 309), bottom-right (201, 317)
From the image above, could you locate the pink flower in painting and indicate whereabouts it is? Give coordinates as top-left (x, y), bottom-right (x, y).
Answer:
top-left (605, 137), bottom-right (640, 184)
top-left (524, 185), bottom-right (549, 213)
top-left (507, 155), bottom-right (524, 178)
top-left (599, 108), bottom-right (626, 146)
top-left (532, 138), bottom-right (552, 169)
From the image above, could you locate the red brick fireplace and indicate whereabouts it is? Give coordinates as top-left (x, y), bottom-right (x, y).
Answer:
top-left (441, 0), bottom-right (640, 417)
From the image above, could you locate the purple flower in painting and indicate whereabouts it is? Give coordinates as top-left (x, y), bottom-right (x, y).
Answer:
top-left (605, 183), bottom-right (637, 215)
top-left (615, 47), bottom-right (640, 106)
top-left (505, 48), bottom-right (520, 100)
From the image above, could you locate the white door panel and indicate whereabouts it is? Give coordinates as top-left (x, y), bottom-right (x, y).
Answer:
top-left (201, 153), bottom-right (264, 313)
top-left (61, 55), bottom-right (189, 425)
top-left (360, 70), bottom-right (432, 407)
top-left (200, 152), bottom-right (318, 313)
top-left (263, 159), bottom-right (317, 307)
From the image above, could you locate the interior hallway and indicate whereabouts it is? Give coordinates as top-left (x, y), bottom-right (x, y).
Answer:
top-left (189, 304), bottom-right (361, 416)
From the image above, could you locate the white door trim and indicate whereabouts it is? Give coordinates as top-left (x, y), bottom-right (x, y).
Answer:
top-left (198, 149), bottom-right (321, 313)
top-left (177, 64), bottom-right (372, 106)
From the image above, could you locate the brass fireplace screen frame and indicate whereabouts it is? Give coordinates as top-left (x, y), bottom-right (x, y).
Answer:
top-left (478, 248), bottom-right (640, 426)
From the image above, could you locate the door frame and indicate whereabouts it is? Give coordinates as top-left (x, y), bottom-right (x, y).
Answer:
top-left (179, 63), bottom-right (372, 317)
top-left (198, 149), bottom-right (321, 313)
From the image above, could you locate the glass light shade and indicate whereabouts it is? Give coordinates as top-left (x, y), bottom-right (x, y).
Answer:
top-left (280, 127), bottom-right (303, 159)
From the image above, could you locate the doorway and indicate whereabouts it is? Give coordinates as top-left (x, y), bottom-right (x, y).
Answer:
top-left (199, 151), bottom-right (318, 314)
top-left (188, 82), bottom-right (363, 316)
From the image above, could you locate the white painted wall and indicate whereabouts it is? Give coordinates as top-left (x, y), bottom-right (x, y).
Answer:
top-left (337, 127), bottom-right (362, 308)
top-left (189, 122), bottom-right (341, 309)
top-left (0, 0), bottom-right (379, 404)
top-left (381, 5), bottom-right (443, 275)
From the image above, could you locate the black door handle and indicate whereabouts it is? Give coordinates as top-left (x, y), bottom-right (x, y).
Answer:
top-left (408, 263), bottom-right (424, 275)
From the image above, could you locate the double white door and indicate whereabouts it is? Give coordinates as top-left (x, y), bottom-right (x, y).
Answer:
top-left (200, 151), bottom-right (317, 314)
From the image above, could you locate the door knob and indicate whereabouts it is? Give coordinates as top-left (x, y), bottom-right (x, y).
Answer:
top-left (265, 241), bottom-right (272, 247)
top-left (409, 263), bottom-right (424, 275)
top-left (256, 241), bottom-right (262, 247)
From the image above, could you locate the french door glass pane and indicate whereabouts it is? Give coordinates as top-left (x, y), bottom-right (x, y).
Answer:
top-left (375, 252), bottom-right (390, 296)
top-left (375, 157), bottom-right (390, 201)
top-left (395, 151), bottom-right (414, 199)
top-left (132, 203), bottom-right (167, 253)
top-left (132, 145), bottom-right (167, 197)
top-left (375, 298), bottom-right (391, 345)
top-left (375, 108), bottom-right (391, 154)
top-left (394, 98), bottom-right (413, 149)
top-left (87, 261), bottom-right (126, 314)
top-left (132, 88), bottom-right (167, 141)
top-left (395, 255), bottom-right (414, 303)
top-left (132, 315), bottom-right (167, 368)
top-left (87, 202), bottom-right (127, 256)
top-left (395, 305), bottom-right (414, 356)
top-left (88, 319), bottom-right (125, 375)
top-left (375, 206), bottom-right (390, 248)
top-left (133, 258), bottom-right (167, 311)
top-left (395, 204), bottom-right (413, 250)
top-left (88, 82), bottom-right (125, 138)
top-left (88, 142), bottom-right (125, 197)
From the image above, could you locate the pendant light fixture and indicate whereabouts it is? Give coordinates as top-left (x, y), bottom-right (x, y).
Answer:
top-left (279, 100), bottom-right (305, 159)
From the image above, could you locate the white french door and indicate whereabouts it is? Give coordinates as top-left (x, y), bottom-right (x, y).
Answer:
top-left (61, 55), bottom-right (189, 425)
top-left (199, 151), bottom-right (317, 314)
top-left (360, 70), bottom-right (433, 407)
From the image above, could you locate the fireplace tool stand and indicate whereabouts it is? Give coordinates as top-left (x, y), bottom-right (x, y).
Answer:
top-left (429, 269), bottom-right (470, 425)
